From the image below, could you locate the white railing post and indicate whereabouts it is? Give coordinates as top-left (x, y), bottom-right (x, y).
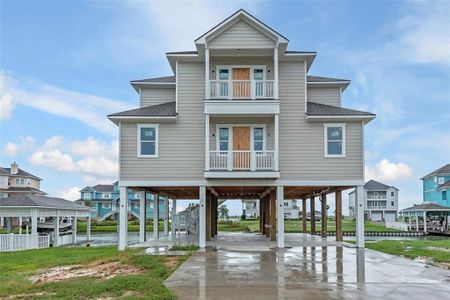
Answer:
top-left (274, 47), bottom-right (279, 99)
top-left (251, 151), bottom-right (256, 171)
top-left (228, 79), bottom-right (232, 99)
top-left (227, 151), bottom-right (233, 171)
top-left (205, 114), bottom-right (210, 171)
top-left (251, 80), bottom-right (255, 99)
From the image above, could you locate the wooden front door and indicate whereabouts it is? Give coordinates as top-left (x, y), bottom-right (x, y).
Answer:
top-left (232, 68), bottom-right (250, 98)
top-left (233, 127), bottom-right (251, 169)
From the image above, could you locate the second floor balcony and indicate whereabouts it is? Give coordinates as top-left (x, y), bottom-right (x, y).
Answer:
top-left (209, 80), bottom-right (274, 99)
top-left (209, 150), bottom-right (275, 171)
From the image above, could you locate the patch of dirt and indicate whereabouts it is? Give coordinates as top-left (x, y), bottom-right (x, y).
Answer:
top-left (163, 256), bottom-right (179, 269)
top-left (6, 292), bottom-right (56, 299)
top-left (414, 256), bottom-right (450, 270)
top-left (29, 261), bottom-right (143, 284)
top-left (425, 246), bottom-right (450, 253)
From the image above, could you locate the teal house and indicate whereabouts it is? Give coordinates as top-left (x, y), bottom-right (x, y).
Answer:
top-left (77, 182), bottom-right (164, 220)
top-left (421, 164), bottom-right (450, 208)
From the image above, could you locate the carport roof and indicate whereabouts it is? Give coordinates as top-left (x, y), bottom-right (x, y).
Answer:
top-left (0, 195), bottom-right (90, 211)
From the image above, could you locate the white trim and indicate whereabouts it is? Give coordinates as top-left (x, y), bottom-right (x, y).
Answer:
top-left (274, 114), bottom-right (279, 171)
top-left (306, 115), bottom-right (374, 121)
top-left (205, 114), bottom-right (210, 171)
top-left (137, 124), bottom-right (159, 158)
top-left (214, 124), bottom-right (267, 151)
top-left (204, 100), bottom-right (279, 115)
top-left (131, 82), bottom-right (175, 86)
top-left (204, 171), bottom-right (280, 179)
top-left (304, 61), bottom-right (307, 113)
top-left (205, 48), bottom-right (210, 99)
top-left (324, 123), bottom-right (346, 158)
top-left (362, 120), bottom-right (365, 182)
top-left (175, 61), bottom-right (179, 113)
top-left (277, 186), bottom-right (285, 248)
top-left (118, 122), bottom-right (122, 182)
top-left (274, 47), bottom-right (279, 99)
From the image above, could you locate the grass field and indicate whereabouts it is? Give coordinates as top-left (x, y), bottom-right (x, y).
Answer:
top-left (347, 240), bottom-right (450, 267)
top-left (0, 246), bottom-right (189, 299)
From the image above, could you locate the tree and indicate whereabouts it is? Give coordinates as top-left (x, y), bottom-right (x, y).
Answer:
top-left (218, 205), bottom-right (229, 220)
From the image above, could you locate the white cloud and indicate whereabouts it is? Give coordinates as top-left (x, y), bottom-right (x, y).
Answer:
top-left (0, 93), bottom-right (14, 120)
top-left (365, 159), bottom-right (413, 182)
top-left (56, 186), bottom-right (81, 201)
top-left (4, 136), bottom-right (35, 157)
top-left (28, 136), bottom-right (119, 184)
top-left (0, 72), bottom-right (132, 135)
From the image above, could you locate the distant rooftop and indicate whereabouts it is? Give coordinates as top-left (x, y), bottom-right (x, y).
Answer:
top-left (401, 203), bottom-right (450, 212)
top-left (0, 194), bottom-right (89, 211)
top-left (0, 166), bottom-right (41, 180)
top-left (364, 179), bottom-right (398, 191)
top-left (421, 164), bottom-right (450, 180)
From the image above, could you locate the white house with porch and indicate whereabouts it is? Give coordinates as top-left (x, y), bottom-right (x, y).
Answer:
top-left (108, 9), bottom-right (374, 250)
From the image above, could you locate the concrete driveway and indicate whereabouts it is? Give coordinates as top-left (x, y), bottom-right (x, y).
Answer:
top-left (165, 234), bottom-right (450, 299)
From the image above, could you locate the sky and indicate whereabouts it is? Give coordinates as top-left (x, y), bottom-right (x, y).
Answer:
top-left (1, 0), bottom-right (449, 216)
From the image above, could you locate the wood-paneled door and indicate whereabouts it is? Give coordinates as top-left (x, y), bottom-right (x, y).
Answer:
top-left (233, 127), bottom-right (251, 169)
top-left (232, 68), bottom-right (250, 98)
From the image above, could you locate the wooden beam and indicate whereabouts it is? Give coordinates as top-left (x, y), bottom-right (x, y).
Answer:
top-left (302, 198), bottom-right (307, 232)
top-left (207, 186), bottom-right (219, 198)
top-left (321, 193), bottom-right (327, 238)
top-left (336, 190), bottom-right (343, 241)
top-left (310, 196), bottom-right (316, 235)
top-left (270, 190), bottom-right (276, 241)
top-left (260, 186), bottom-right (275, 199)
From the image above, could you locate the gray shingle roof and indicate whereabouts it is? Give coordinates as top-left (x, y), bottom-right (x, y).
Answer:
top-left (129, 75), bottom-right (349, 84)
top-left (401, 203), bottom-right (450, 212)
top-left (108, 101), bottom-right (176, 117)
top-left (364, 180), bottom-right (397, 191)
top-left (0, 195), bottom-right (90, 210)
top-left (0, 167), bottom-right (41, 180)
top-left (130, 76), bottom-right (175, 84)
top-left (307, 102), bottom-right (375, 116)
top-left (0, 186), bottom-right (46, 194)
top-left (91, 184), bottom-right (114, 193)
top-left (166, 51), bottom-right (198, 55)
top-left (421, 164), bottom-right (450, 179)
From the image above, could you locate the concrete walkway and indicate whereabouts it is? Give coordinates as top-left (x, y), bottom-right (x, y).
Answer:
top-left (165, 233), bottom-right (450, 299)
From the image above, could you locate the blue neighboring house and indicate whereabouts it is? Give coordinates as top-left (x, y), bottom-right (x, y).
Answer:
top-left (77, 181), bottom-right (165, 220)
top-left (421, 164), bottom-right (450, 208)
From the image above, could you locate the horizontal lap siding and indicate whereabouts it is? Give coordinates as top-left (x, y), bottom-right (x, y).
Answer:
top-left (209, 57), bottom-right (274, 80)
top-left (279, 61), bottom-right (363, 180)
top-left (140, 88), bottom-right (175, 107)
top-left (120, 62), bottom-right (204, 181)
top-left (307, 87), bottom-right (340, 106)
top-left (208, 20), bottom-right (275, 48)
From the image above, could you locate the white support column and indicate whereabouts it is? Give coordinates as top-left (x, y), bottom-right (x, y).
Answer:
top-left (274, 47), bottom-right (279, 99)
top-left (408, 216), bottom-right (412, 231)
top-left (6, 217), bottom-right (12, 233)
top-left (171, 199), bottom-right (177, 236)
top-left (356, 186), bottom-right (365, 248)
top-left (54, 210), bottom-right (60, 247)
top-left (423, 211), bottom-right (427, 233)
top-left (277, 186), bottom-right (285, 248)
top-left (19, 216), bottom-right (22, 234)
top-left (164, 196), bottom-right (169, 236)
top-left (139, 192), bottom-right (146, 243)
top-left (415, 215), bottom-right (419, 231)
top-left (31, 209), bottom-right (38, 235)
top-left (118, 186), bottom-right (128, 250)
top-left (199, 186), bottom-right (206, 248)
top-left (205, 48), bottom-right (210, 99)
top-left (72, 213), bottom-right (77, 244)
top-left (86, 214), bottom-right (91, 241)
top-left (153, 193), bottom-right (159, 238)
top-left (274, 114), bottom-right (279, 171)
top-left (205, 114), bottom-right (210, 171)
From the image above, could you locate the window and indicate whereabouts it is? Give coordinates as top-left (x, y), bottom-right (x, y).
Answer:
top-left (83, 192), bottom-right (91, 199)
top-left (0, 176), bottom-right (7, 187)
top-left (284, 202), bottom-right (289, 207)
top-left (438, 178), bottom-right (445, 185)
top-left (219, 128), bottom-right (229, 151)
top-left (103, 193), bottom-right (111, 199)
top-left (15, 178), bottom-right (25, 185)
top-left (391, 191), bottom-right (395, 197)
top-left (324, 124), bottom-right (346, 157)
top-left (218, 69), bottom-right (229, 80)
top-left (253, 127), bottom-right (264, 151)
top-left (443, 191), bottom-right (447, 201)
top-left (253, 69), bottom-right (264, 80)
top-left (0, 192), bottom-right (7, 199)
top-left (103, 202), bottom-right (111, 209)
top-left (391, 201), bottom-right (395, 206)
top-left (138, 124), bottom-right (158, 157)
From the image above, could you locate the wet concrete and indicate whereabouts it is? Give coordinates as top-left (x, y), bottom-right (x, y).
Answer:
top-left (165, 234), bottom-right (450, 300)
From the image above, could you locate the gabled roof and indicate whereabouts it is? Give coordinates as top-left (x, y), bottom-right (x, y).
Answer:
top-left (130, 76), bottom-right (175, 84)
top-left (0, 167), bottom-right (41, 180)
top-left (108, 101), bottom-right (176, 117)
top-left (91, 184), bottom-right (114, 193)
top-left (401, 203), bottom-right (450, 212)
top-left (364, 179), bottom-right (398, 191)
top-left (195, 9), bottom-right (289, 44)
top-left (421, 164), bottom-right (450, 180)
top-left (307, 75), bottom-right (350, 83)
top-left (0, 195), bottom-right (90, 211)
top-left (307, 102), bottom-right (375, 116)
top-left (0, 186), bottom-right (46, 194)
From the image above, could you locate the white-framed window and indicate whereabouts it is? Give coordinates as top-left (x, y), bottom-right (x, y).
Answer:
top-left (83, 192), bottom-right (91, 199)
top-left (438, 178), bottom-right (444, 185)
top-left (103, 202), bottom-right (111, 209)
top-left (391, 191), bottom-right (395, 197)
top-left (253, 127), bottom-right (264, 151)
top-left (218, 127), bottom-right (230, 151)
top-left (391, 201), bottom-right (395, 207)
top-left (15, 178), bottom-right (25, 185)
top-left (103, 193), bottom-right (111, 199)
top-left (0, 192), bottom-right (7, 199)
top-left (324, 124), bottom-right (346, 158)
top-left (137, 124), bottom-right (159, 158)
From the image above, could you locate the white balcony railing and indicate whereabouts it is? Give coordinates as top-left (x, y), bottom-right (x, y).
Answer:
top-left (209, 80), bottom-right (274, 99)
top-left (209, 150), bottom-right (275, 171)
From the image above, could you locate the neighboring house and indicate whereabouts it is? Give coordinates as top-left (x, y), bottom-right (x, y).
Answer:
top-left (348, 180), bottom-right (399, 222)
top-left (0, 162), bottom-right (46, 226)
top-left (421, 164), bottom-right (450, 208)
top-left (77, 182), bottom-right (164, 220)
top-left (242, 200), bottom-right (259, 219)
top-left (108, 9), bottom-right (375, 250)
top-left (283, 200), bottom-right (300, 219)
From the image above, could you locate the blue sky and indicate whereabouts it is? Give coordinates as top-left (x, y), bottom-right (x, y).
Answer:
top-left (1, 0), bottom-right (449, 215)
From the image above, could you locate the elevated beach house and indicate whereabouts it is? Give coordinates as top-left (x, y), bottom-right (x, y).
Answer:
top-left (108, 10), bottom-right (375, 250)
top-left (421, 164), bottom-right (450, 208)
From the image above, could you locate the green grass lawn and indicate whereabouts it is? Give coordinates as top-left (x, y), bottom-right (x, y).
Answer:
top-left (0, 246), bottom-right (189, 299)
top-left (358, 240), bottom-right (450, 264)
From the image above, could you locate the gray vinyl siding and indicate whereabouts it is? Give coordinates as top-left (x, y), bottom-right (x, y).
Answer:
top-left (307, 87), bottom-right (341, 106)
top-left (209, 116), bottom-right (274, 150)
top-left (279, 61), bottom-right (363, 180)
top-left (140, 87), bottom-right (175, 107)
top-left (120, 62), bottom-right (204, 181)
top-left (208, 20), bottom-right (275, 49)
top-left (209, 57), bottom-right (274, 80)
